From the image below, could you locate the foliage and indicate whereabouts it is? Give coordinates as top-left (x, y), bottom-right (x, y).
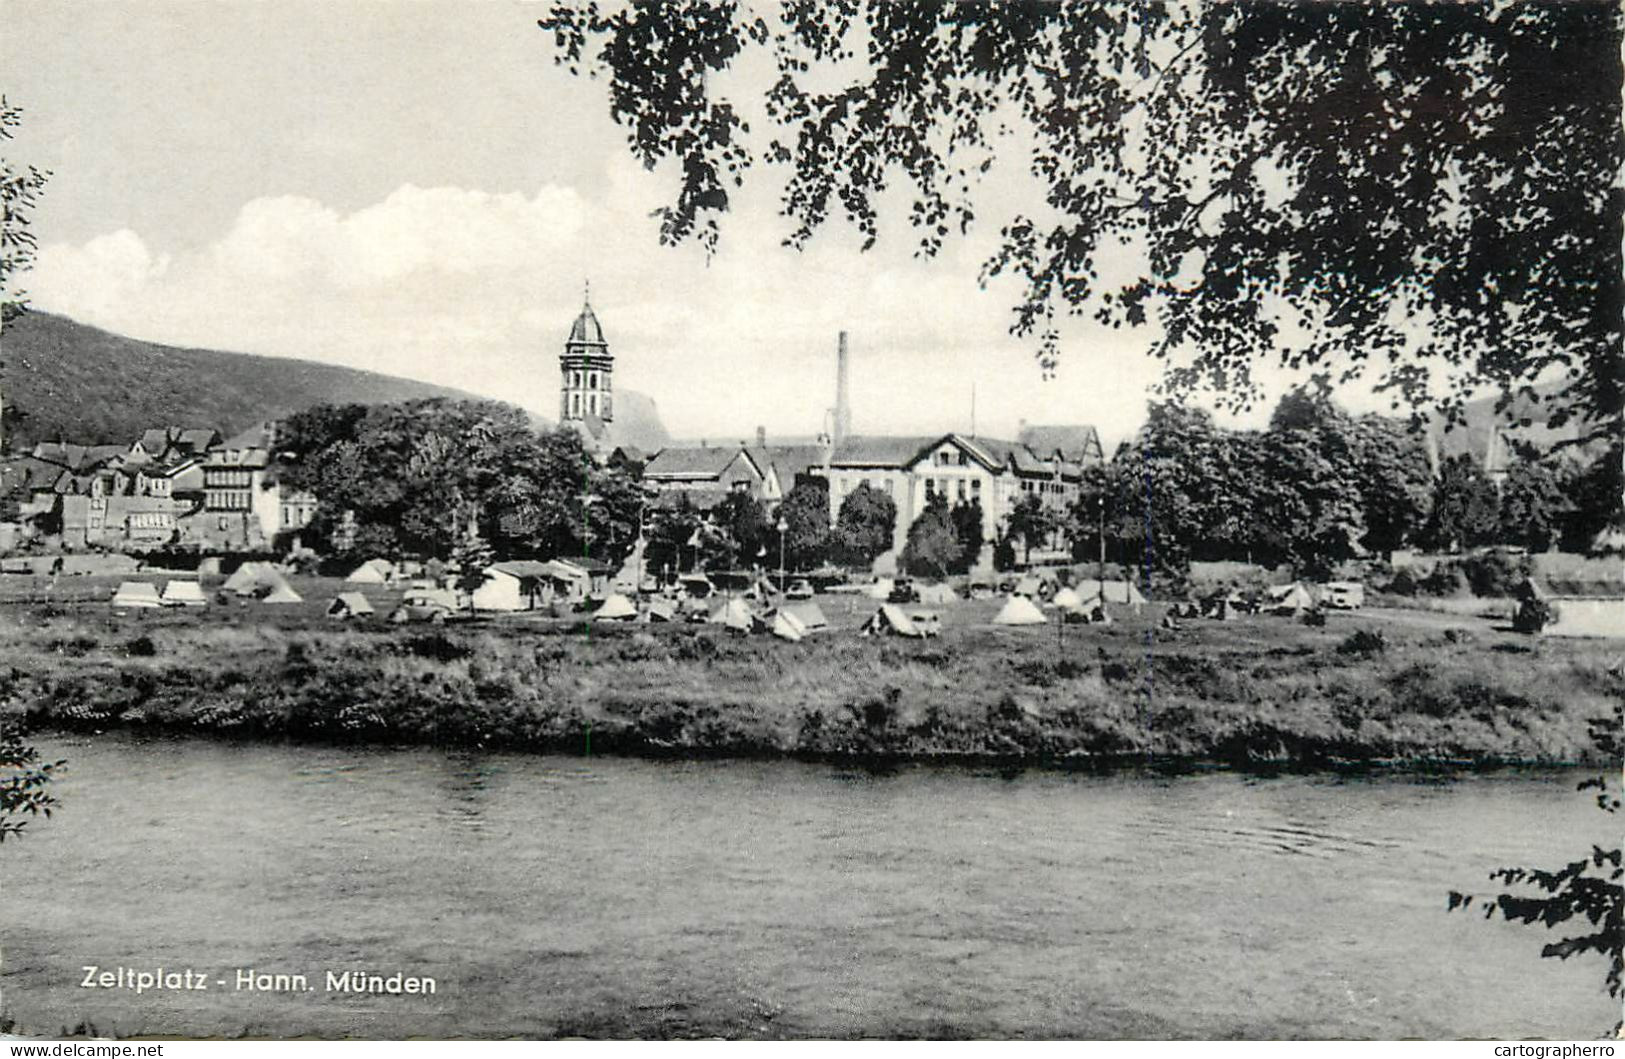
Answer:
top-left (644, 494), bottom-right (703, 578)
top-left (1560, 441), bottom-right (1625, 553)
top-left (1458, 550), bottom-right (1533, 600)
top-left (1422, 455), bottom-right (1501, 553)
top-left (0, 719), bottom-right (61, 842)
top-left (0, 97), bottom-right (51, 324)
top-left (1451, 700), bottom-right (1624, 1033)
top-left (280, 399), bottom-right (643, 565)
top-left (777, 475), bottom-right (831, 571)
top-left (831, 483), bottom-right (896, 568)
top-left (711, 491), bottom-right (770, 571)
top-left (540, 2), bottom-right (1624, 445)
top-left (899, 493), bottom-right (960, 580)
top-left (1496, 459), bottom-right (1572, 553)
top-left (949, 498), bottom-right (984, 575)
top-left (450, 528), bottom-right (495, 614)
top-left (1007, 492), bottom-right (1058, 564)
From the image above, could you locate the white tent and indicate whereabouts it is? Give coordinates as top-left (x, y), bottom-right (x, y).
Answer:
top-left (112, 581), bottom-right (163, 609)
top-left (916, 582), bottom-right (957, 604)
top-left (594, 593), bottom-right (638, 621)
top-left (1013, 576), bottom-right (1042, 598)
top-left (707, 597), bottom-right (760, 632)
top-left (1073, 578), bottom-right (1148, 611)
top-left (222, 562), bottom-right (265, 594)
top-left (860, 603), bottom-right (921, 638)
top-left (345, 558), bottom-right (393, 584)
top-left (196, 556), bottom-right (222, 577)
top-left (780, 601), bottom-right (829, 632)
top-left (1050, 586), bottom-right (1085, 611)
top-left (328, 592), bottom-right (376, 619)
top-left (865, 578), bottom-right (896, 601)
top-left (993, 594), bottom-right (1047, 625)
top-left (261, 581), bottom-right (303, 604)
top-left (1589, 526), bottom-right (1625, 556)
top-left (771, 609), bottom-right (807, 642)
top-left (646, 598), bottom-right (678, 623)
top-left (161, 580), bottom-right (208, 607)
top-left (1265, 582), bottom-right (1315, 614)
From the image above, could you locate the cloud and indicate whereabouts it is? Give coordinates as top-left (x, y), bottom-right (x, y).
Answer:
top-left (21, 164), bottom-right (1210, 447)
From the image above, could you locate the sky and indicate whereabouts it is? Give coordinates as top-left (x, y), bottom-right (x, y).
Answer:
top-left (1, 1), bottom-right (1365, 452)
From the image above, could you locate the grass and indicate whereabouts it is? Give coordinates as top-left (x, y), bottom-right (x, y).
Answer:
top-left (2, 579), bottom-right (1619, 769)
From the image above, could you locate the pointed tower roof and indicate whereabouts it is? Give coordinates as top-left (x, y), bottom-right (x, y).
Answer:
top-left (567, 284), bottom-right (608, 348)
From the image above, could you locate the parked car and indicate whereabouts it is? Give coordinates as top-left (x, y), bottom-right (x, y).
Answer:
top-left (388, 589), bottom-right (456, 624)
top-left (785, 578), bottom-right (815, 600)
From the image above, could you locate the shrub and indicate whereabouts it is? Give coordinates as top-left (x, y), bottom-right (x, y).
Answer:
top-left (1384, 568), bottom-right (1420, 597)
top-left (1460, 550), bottom-right (1533, 598)
top-left (1419, 563), bottom-right (1468, 597)
top-left (126, 635), bottom-right (157, 658)
top-left (1338, 629), bottom-right (1389, 657)
top-left (1513, 598), bottom-right (1559, 634)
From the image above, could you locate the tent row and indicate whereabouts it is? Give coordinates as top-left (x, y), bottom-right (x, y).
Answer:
top-left (111, 579), bottom-right (208, 608)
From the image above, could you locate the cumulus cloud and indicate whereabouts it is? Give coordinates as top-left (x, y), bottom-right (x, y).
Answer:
top-left (21, 164), bottom-right (1201, 446)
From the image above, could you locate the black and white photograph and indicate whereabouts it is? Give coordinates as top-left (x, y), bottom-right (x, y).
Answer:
top-left (0, 0), bottom-right (1621, 1043)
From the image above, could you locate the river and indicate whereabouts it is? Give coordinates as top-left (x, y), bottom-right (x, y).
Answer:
top-left (2, 731), bottom-right (1612, 1039)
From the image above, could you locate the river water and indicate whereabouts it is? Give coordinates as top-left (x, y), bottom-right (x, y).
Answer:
top-left (2, 732), bottom-right (1613, 1039)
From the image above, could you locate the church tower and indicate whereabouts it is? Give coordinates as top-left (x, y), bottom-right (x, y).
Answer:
top-left (560, 284), bottom-right (613, 425)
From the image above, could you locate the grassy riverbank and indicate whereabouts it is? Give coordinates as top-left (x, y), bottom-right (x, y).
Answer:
top-left (3, 596), bottom-right (1619, 768)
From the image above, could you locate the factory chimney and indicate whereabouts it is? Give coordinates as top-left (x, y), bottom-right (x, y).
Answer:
top-left (833, 331), bottom-right (852, 444)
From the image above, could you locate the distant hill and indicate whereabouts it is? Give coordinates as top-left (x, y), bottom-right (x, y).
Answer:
top-left (0, 312), bottom-right (507, 449)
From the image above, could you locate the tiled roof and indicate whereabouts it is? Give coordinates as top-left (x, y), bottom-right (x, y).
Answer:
top-left (643, 445), bottom-right (759, 481)
top-left (750, 444), bottom-right (828, 486)
top-left (1018, 424), bottom-right (1102, 463)
top-left (828, 435), bottom-right (939, 468)
top-left (568, 301), bottom-right (607, 347)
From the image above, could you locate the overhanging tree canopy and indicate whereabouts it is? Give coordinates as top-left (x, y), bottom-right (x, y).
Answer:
top-left (540, 2), bottom-right (1623, 442)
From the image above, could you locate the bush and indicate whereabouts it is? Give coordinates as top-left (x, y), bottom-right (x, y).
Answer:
top-left (1513, 598), bottom-right (1559, 634)
top-left (1460, 550), bottom-right (1533, 598)
top-left (1384, 568), bottom-right (1420, 597)
top-left (126, 635), bottom-right (157, 658)
top-left (1337, 629), bottom-right (1389, 657)
top-left (1419, 564), bottom-right (1468, 597)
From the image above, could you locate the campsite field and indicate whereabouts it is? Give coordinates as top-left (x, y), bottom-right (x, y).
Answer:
top-left (2, 571), bottom-right (1618, 769)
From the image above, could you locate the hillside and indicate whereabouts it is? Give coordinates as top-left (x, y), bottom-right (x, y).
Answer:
top-left (0, 312), bottom-right (511, 448)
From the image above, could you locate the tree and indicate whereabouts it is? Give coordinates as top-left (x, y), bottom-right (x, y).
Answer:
top-left (1345, 416), bottom-right (1434, 559)
top-left (540, 4), bottom-right (1623, 445)
top-left (831, 483), bottom-right (896, 569)
top-left (1423, 454), bottom-right (1500, 553)
top-left (777, 475), bottom-right (831, 570)
top-left (949, 498), bottom-right (984, 575)
top-left (0, 721), bottom-right (61, 843)
top-left (712, 490), bottom-right (769, 570)
top-left (450, 524), bottom-right (494, 615)
top-left (900, 493), bottom-right (959, 580)
top-left (644, 493), bottom-right (703, 578)
top-left (1, 97), bottom-right (51, 325)
top-left (1006, 492), bottom-right (1057, 564)
top-left (1450, 703), bottom-right (1623, 1035)
top-left (1559, 440), bottom-right (1625, 553)
top-left (279, 400), bottom-right (643, 566)
top-left (1497, 458), bottom-right (1572, 553)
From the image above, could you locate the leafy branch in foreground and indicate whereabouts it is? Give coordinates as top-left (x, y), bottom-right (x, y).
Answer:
top-left (0, 719), bottom-right (63, 842)
top-left (1449, 699), bottom-right (1624, 1033)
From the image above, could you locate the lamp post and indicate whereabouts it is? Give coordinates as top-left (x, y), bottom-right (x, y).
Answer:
top-left (777, 516), bottom-right (788, 593)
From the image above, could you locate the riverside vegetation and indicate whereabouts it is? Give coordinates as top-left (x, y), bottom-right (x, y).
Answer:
top-left (2, 604), bottom-right (1617, 769)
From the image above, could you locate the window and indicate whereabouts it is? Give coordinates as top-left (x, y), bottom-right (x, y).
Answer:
top-left (589, 372), bottom-right (598, 390)
top-left (571, 393), bottom-right (581, 415)
top-left (958, 452), bottom-right (968, 467)
top-left (972, 479), bottom-right (982, 497)
top-left (589, 394), bottom-right (598, 415)
top-left (957, 480), bottom-right (967, 500)
top-left (882, 479), bottom-right (893, 495)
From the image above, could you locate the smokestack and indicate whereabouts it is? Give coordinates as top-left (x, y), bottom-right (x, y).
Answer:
top-left (834, 331), bottom-right (852, 444)
top-left (756, 425), bottom-right (766, 448)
